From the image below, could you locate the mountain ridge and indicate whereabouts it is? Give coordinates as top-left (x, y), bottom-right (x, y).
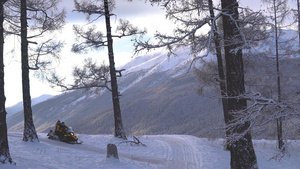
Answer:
top-left (7, 49), bottom-right (225, 138)
top-left (6, 94), bottom-right (54, 118)
top-left (7, 43), bottom-right (300, 139)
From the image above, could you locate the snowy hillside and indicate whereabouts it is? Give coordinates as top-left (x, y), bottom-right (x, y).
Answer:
top-left (7, 49), bottom-right (226, 138)
top-left (4, 132), bottom-right (300, 169)
top-left (7, 42), bottom-right (300, 139)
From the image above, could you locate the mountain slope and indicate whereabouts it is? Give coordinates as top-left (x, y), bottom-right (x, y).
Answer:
top-left (7, 50), bottom-right (224, 138)
top-left (7, 46), bottom-right (300, 139)
top-left (6, 94), bottom-right (54, 118)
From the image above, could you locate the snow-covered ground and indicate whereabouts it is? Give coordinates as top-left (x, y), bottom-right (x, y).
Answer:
top-left (2, 132), bottom-right (300, 169)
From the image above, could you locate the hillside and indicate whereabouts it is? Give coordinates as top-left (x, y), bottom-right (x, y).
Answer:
top-left (7, 47), bottom-right (300, 139)
top-left (6, 94), bottom-right (54, 118)
top-left (7, 49), bottom-right (225, 138)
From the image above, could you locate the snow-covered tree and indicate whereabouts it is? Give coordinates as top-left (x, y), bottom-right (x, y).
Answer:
top-left (196, 0), bottom-right (300, 156)
top-left (133, 0), bottom-right (260, 168)
top-left (261, 0), bottom-right (300, 151)
top-left (220, 1), bottom-right (258, 168)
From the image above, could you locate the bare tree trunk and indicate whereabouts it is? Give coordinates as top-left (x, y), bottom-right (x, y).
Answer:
top-left (104, 0), bottom-right (126, 139)
top-left (208, 0), bottom-right (230, 150)
top-left (0, 0), bottom-right (13, 164)
top-left (221, 0), bottom-right (258, 168)
top-left (21, 0), bottom-right (38, 142)
top-left (273, 0), bottom-right (284, 151)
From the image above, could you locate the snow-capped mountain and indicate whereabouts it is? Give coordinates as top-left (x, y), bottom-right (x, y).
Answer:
top-left (7, 44), bottom-right (300, 139)
top-left (7, 48), bottom-right (225, 138)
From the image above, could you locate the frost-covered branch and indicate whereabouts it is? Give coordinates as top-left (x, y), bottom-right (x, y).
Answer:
top-left (224, 91), bottom-right (300, 144)
top-left (73, 0), bottom-right (115, 21)
top-left (133, 0), bottom-right (268, 59)
top-left (133, 16), bottom-right (213, 56)
top-left (113, 19), bottom-right (147, 38)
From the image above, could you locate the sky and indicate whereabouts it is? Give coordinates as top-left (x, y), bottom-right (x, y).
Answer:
top-left (3, 0), bottom-right (298, 107)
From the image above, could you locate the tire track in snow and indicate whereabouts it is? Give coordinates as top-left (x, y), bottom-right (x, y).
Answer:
top-left (156, 135), bottom-right (200, 169)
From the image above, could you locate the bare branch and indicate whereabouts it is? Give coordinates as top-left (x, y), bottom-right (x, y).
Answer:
top-left (73, 0), bottom-right (115, 21)
top-left (113, 19), bottom-right (147, 38)
top-left (28, 39), bottom-right (64, 70)
top-left (119, 136), bottom-right (147, 147)
top-left (72, 25), bottom-right (107, 53)
top-left (47, 59), bottom-right (125, 96)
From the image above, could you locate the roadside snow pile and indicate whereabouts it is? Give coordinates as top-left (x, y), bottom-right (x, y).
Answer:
top-left (3, 132), bottom-right (300, 169)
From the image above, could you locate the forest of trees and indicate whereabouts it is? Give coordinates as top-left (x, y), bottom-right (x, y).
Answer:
top-left (1, 0), bottom-right (299, 168)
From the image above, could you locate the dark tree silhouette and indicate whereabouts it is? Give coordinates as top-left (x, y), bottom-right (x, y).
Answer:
top-left (20, 0), bottom-right (39, 142)
top-left (103, 0), bottom-right (126, 139)
top-left (220, 0), bottom-right (257, 168)
top-left (0, 0), bottom-right (13, 164)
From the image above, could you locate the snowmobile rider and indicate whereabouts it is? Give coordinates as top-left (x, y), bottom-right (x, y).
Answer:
top-left (54, 120), bottom-right (61, 135)
top-left (55, 120), bottom-right (68, 137)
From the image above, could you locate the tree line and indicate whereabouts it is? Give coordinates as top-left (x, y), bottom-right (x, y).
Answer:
top-left (1, 0), bottom-right (300, 169)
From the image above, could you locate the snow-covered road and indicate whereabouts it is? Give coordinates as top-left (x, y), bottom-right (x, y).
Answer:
top-left (155, 135), bottom-right (201, 169)
top-left (5, 132), bottom-right (300, 169)
top-left (40, 134), bottom-right (201, 168)
top-left (7, 133), bottom-right (202, 169)
top-left (40, 136), bottom-right (166, 165)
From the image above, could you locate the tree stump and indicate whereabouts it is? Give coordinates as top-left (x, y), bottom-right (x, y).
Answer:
top-left (107, 144), bottom-right (118, 159)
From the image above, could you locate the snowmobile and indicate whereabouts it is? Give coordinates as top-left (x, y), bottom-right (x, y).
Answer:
top-left (48, 126), bottom-right (83, 144)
